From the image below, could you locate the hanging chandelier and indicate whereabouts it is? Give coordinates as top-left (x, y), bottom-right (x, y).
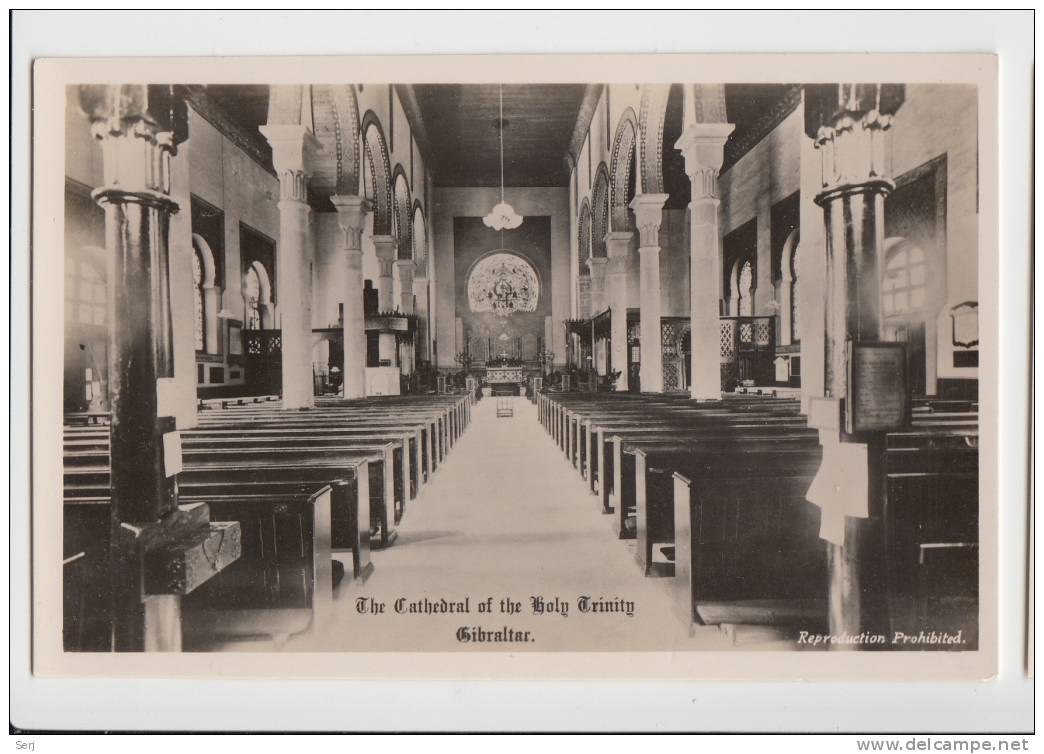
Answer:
top-left (483, 84), bottom-right (523, 231)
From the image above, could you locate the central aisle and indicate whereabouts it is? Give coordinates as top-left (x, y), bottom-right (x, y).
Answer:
top-left (290, 395), bottom-right (733, 653)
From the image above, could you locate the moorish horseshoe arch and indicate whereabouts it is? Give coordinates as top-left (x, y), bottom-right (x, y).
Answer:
top-left (780, 228), bottom-right (801, 344)
top-left (591, 163), bottom-right (611, 258)
top-left (361, 111), bottom-right (393, 236)
top-left (412, 201), bottom-right (428, 274)
top-left (391, 165), bottom-right (413, 259)
top-left (638, 84), bottom-right (670, 196)
top-left (191, 233), bottom-right (217, 288)
top-left (577, 197), bottom-right (592, 275)
top-left (609, 108), bottom-right (639, 232)
top-left (310, 84), bottom-right (361, 199)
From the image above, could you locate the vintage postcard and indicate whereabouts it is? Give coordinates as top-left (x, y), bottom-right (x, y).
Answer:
top-left (30, 52), bottom-right (999, 682)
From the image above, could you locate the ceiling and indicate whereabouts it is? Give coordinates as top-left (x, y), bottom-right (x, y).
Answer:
top-left (411, 84), bottom-right (589, 188)
top-left (191, 83), bottom-right (798, 194)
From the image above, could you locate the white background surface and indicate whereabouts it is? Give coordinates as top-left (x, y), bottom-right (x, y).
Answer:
top-left (8, 9), bottom-right (1034, 734)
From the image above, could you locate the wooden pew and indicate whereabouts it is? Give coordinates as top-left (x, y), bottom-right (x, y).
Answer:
top-left (64, 427), bottom-right (397, 553)
top-left (631, 434), bottom-right (821, 573)
top-left (63, 460), bottom-right (361, 648)
top-left (65, 440), bottom-right (385, 560)
top-left (598, 415), bottom-right (809, 521)
top-left (545, 393), bottom-right (801, 482)
top-left (883, 430), bottom-right (979, 648)
top-left (200, 406), bottom-right (447, 480)
top-left (188, 421), bottom-right (415, 526)
top-left (672, 459), bottom-right (827, 633)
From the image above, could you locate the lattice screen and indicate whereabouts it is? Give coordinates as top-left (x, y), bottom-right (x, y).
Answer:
top-left (720, 320), bottom-right (737, 361)
top-left (754, 320), bottom-right (772, 346)
top-left (663, 363), bottom-right (680, 392)
top-left (661, 321), bottom-right (678, 356)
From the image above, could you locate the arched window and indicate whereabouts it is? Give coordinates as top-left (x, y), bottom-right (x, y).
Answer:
top-left (466, 252), bottom-right (540, 318)
top-left (192, 248), bottom-right (204, 351)
top-left (882, 242), bottom-right (928, 317)
top-left (738, 260), bottom-right (754, 317)
top-left (243, 266), bottom-right (262, 329)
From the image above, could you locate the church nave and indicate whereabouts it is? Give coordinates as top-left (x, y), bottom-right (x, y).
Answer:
top-left (286, 395), bottom-right (732, 653)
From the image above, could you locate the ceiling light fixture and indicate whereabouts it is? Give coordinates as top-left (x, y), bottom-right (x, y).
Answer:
top-left (483, 84), bottom-right (523, 231)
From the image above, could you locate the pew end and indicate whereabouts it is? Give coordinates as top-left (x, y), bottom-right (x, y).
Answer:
top-left (672, 470), bottom-right (829, 637)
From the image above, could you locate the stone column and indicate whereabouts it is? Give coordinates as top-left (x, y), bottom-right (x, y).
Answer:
top-left (676, 122), bottom-right (735, 400)
top-left (631, 193), bottom-right (669, 393)
top-left (587, 257), bottom-right (608, 314)
top-left (330, 195), bottom-right (369, 399)
top-left (79, 85), bottom-right (241, 651)
top-left (371, 236), bottom-right (398, 366)
top-left (395, 260), bottom-right (416, 377)
top-left (260, 123), bottom-right (318, 409)
top-left (577, 275), bottom-right (592, 318)
top-left (80, 83), bottom-right (184, 528)
top-left (605, 232), bottom-right (634, 392)
top-left (395, 259), bottom-right (416, 314)
top-left (805, 83), bottom-right (905, 642)
top-left (372, 235), bottom-right (397, 312)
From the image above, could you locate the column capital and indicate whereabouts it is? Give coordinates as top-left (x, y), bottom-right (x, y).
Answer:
top-left (78, 84), bottom-right (187, 205)
top-left (674, 122), bottom-right (735, 170)
top-left (331, 194), bottom-right (370, 250)
top-left (260, 124), bottom-right (320, 203)
top-left (586, 256), bottom-right (609, 274)
top-left (331, 194), bottom-right (370, 226)
top-left (604, 231), bottom-right (634, 257)
top-left (675, 122), bottom-right (734, 201)
top-left (371, 234), bottom-right (398, 261)
top-left (630, 193), bottom-right (669, 248)
top-left (805, 84), bottom-right (904, 203)
top-left (394, 258), bottom-right (416, 279)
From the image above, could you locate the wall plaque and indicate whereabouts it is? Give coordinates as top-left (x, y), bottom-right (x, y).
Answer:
top-left (846, 341), bottom-right (909, 433)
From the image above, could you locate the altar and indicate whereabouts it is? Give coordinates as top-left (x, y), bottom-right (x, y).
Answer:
top-left (485, 366), bottom-right (525, 396)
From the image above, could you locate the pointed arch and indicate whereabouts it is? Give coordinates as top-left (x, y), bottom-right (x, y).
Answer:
top-left (591, 163), bottom-right (611, 258)
top-left (361, 111), bottom-right (392, 236)
top-left (391, 165), bottom-right (412, 259)
top-left (609, 108), bottom-right (639, 232)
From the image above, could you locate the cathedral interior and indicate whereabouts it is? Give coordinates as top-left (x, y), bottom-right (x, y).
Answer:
top-left (61, 82), bottom-right (980, 654)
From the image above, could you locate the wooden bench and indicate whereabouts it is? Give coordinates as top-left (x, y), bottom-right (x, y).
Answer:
top-left (62, 477), bottom-right (337, 649)
top-left (199, 405), bottom-right (451, 480)
top-left (597, 416), bottom-right (810, 519)
top-left (883, 437), bottom-right (979, 648)
top-left (672, 462), bottom-right (827, 633)
top-left (631, 436), bottom-right (821, 571)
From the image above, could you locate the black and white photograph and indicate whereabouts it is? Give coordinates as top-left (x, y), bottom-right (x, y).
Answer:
top-left (11, 7), bottom-right (1038, 739)
top-left (40, 67), bottom-right (997, 665)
